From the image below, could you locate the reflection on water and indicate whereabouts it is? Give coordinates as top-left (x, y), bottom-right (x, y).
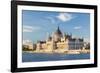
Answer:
top-left (22, 52), bottom-right (90, 62)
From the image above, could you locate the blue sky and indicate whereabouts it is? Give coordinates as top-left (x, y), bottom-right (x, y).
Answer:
top-left (22, 10), bottom-right (90, 43)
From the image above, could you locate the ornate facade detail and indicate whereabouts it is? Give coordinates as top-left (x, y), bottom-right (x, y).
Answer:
top-left (32, 26), bottom-right (84, 52)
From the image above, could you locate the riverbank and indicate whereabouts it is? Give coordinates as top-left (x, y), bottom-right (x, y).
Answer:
top-left (23, 49), bottom-right (90, 54)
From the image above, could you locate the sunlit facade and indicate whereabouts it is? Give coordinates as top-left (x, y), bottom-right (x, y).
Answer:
top-left (34, 26), bottom-right (84, 52)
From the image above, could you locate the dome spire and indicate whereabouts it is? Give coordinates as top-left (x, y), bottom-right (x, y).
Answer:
top-left (57, 25), bottom-right (60, 30)
top-left (52, 25), bottom-right (63, 42)
top-left (56, 25), bottom-right (62, 35)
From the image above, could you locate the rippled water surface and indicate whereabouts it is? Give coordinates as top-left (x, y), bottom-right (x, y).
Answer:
top-left (22, 52), bottom-right (90, 62)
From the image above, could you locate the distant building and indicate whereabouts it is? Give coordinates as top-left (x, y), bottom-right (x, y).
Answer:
top-left (23, 41), bottom-right (33, 50)
top-left (83, 42), bottom-right (90, 49)
top-left (32, 26), bottom-right (84, 52)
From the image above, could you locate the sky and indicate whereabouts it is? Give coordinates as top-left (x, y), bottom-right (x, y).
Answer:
top-left (22, 10), bottom-right (90, 43)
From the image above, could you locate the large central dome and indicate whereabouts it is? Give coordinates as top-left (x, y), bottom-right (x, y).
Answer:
top-left (54, 26), bottom-right (62, 35)
top-left (53, 26), bottom-right (63, 42)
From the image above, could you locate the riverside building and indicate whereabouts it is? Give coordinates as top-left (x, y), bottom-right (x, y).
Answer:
top-left (24, 26), bottom-right (84, 53)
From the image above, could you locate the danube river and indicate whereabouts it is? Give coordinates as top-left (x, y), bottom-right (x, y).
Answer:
top-left (22, 52), bottom-right (90, 62)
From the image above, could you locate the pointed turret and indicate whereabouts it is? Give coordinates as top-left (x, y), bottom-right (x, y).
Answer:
top-left (55, 26), bottom-right (62, 35)
top-left (53, 26), bottom-right (63, 42)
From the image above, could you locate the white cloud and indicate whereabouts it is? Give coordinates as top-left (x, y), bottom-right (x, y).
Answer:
top-left (23, 25), bottom-right (41, 32)
top-left (74, 26), bottom-right (82, 30)
top-left (23, 25), bottom-right (33, 29)
top-left (56, 13), bottom-right (73, 22)
top-left (23, 29), bottom-right (33, 32)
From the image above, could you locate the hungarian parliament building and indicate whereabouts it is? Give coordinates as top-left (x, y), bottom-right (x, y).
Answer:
top-left (23, 26), bottom-right (89, 53)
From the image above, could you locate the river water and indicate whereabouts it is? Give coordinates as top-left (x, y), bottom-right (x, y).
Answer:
top-left (22, 52), bottom-right (90, 62)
